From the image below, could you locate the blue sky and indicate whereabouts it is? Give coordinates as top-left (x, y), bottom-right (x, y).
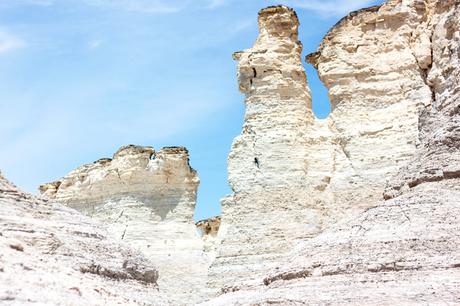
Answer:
top-left (0, 0), bottom-right (383, 221)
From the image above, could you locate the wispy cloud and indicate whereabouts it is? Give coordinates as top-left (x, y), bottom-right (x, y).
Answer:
top-left (88, 39), bottom-right (103, 50)
top-left (13, 0), bottom-right (230, 13)
top-left (278, 0), bottom-right (377, 17)
top-left (15, 0), bottom-right (54, 5)
top-left (0, 31), bottom-right (26, 54)
top-left (229, 19), bottom-right (254, 35)
top-left (86, 0), bottom-right (187, 13)
top-left (205, 0), bottom-right (227, 9)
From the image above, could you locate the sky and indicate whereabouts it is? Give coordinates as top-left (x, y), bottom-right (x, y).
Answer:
top-left (0, 0), bottom-right (383, 221)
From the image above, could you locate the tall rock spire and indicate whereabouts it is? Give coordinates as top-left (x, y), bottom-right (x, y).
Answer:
top-left (229, 6), bottom-right (313, 194)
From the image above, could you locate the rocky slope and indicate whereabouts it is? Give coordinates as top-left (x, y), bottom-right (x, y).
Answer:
top-left (0, 171), bottom-right (168, 305)
top-left (40, 145), bottom-right (209, 305)
top-left (204, 0), bottom-right (460, 304)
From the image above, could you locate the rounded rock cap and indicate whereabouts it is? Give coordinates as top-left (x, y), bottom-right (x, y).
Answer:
top-left (258, 5), bottom-right (299, 38)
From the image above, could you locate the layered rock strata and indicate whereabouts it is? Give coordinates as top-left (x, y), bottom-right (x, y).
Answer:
top-left (204, 0), bottom-right (460, 304)
top-left (207, 0), bottom-right (457, 298)
top-left (205, 184), bottom-right (460, 305)
top-left (11, 1), bottom-right (458, 304)
top-left (208, 7), bottom-right (321, 294)
top-left (40, 145), bottom-right (208, 305)
top-left (0, 172), bottom-right (168, 305)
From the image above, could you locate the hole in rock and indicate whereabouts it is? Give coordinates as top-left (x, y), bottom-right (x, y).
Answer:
top-left (305, 63), bottom-right (331, 119)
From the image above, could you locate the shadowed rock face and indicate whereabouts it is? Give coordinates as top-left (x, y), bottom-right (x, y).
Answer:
top-left (39, 145), bottom-right (210, 305)
top-left (0, 172), bottom-right (168, 305)
top-left (203, 1), bottom-right (460, 304)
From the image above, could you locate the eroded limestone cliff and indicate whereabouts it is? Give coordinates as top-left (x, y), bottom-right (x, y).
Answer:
top-left (204, 0), bottom-right (460, 304)
top-left (2, 0), bottom-right (458, 304)
top-left (207, 1), bottom-right (438, 294)
top-left (40, 145), bottom-right (209, 305)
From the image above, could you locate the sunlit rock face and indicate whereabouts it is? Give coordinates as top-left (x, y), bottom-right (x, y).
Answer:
top-left (207, 7), bottom-right (322, 295)
top-left (229, 6), bottom-right (313, 193)
top-left (40, 145), bottom-right (209, 305)
top-left (0, 171), bottom-right (168, 305)
top-left (207, 0), bottom-right (458, 299)
top-left (204, 1), bottom-right (460, 304)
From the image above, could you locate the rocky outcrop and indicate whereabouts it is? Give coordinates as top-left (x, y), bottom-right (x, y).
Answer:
top-left (207, 7), bottom-right (318, 294)
top-left (40, 145), bottom-right (209, 305)
top-left (204, 0), bottom-right (460, 304)
top-left (0, 171), bottom-right (168, 305)
top-left (207, 1), bottom-right (440, 295)
top-left (196, 217), bottom-right (221, 237)
top-left (3, 1), bottom-right (458, 304)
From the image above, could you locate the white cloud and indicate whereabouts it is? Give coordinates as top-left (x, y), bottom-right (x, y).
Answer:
top-left (15, 0), bottom-right (54, 5)
top-left (229, 19), bottom-right (254, 35)
top-left (0, 31), bottom-right (26, 54)
top-left (12, 0), bottom-right (230, 13)
top-left (86, 0), bottom-right (187, 13)
top-left (278, 0), bottom-right (377, 17)
top-left (206, 0), bottom-right (227, 9)
top-left (88, 39), bottom-right (103, 49)
top-left (85, 0), bottom-right (232, 13)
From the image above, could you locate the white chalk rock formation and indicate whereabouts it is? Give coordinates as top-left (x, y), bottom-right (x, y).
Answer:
top-left (204, 0), bottom-right (460, 304)
top-left (40, 145), bottom-right (209, 305)
top-left (208, 2), bottom-right (432, 294)
top-left (207, 7), bottom-right (322, 294)
top-left (0, 171), bottom-right (168, 305)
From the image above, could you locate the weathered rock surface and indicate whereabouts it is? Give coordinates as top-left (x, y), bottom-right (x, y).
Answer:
top-left (196, 216), bottom-right (221, 238)
top-left (207, 1), bottom-right (440, 295)
top-left (207, 7), bottom-right (322, 295)
top-left (204, 183), bottom-right (460, 305)
top-left (0, 171), bottom-right (168, 305)
top-left (40, 145), bottom-right (209, 305)
top-left (204, 0), bottom-right (460, 304)
top-left (3, 0), bottom-right (459, 305)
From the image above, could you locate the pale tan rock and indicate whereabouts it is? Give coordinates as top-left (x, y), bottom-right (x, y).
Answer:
top-left (10, 1), bottom-right (459, 305)
top-left (40, 145), bottom-right (209, 305)
top-left (0, 171), bottom-right (168, 306)
top-left (207, 1), bottom-right (440, 296)
top-left (204, 0), bottom-right (460, 304)
top-left (203, 183), bottom-right (460, 305)
top-left (196, 216), bottom-right (221, 237)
